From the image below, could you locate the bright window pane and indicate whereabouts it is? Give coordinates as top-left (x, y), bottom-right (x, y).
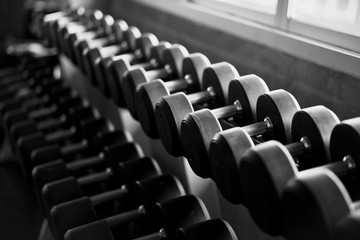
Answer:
top-left (289, 0), bottom-right (360, 37)
top-left (210, 0), bottom-right (278, 14)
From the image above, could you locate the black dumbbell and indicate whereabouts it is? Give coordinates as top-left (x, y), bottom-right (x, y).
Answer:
top-left (282, 117), bottom-right (360, 240)
top-left (236, 106), bottom-right (339, 235)
top-left (180, 75), bottom-right (269, 178)
top-left (63, 14), bottom-right (115, 63)
top-left (92, 33), bottom-right (159, 98)
top-left (8, 104), bottom-right (92, 157)
top-left (32, 131), bottom-right (133, 197)
top-left (42, 154), bottom-right (156, 220)
top-left (56, 12), bottom-right (111, 58)
top-left (155, 62), bottom-right (239, 157)
top-left (175, 219), bottom-right (238, 240)
top-left (207, 89), bottom-right (300, 203)
top-left (34, 140), bottom-right (143, 218)
top-left (135, 53), bottom-right (211, 139)
top-left (51, 174), bottom-right (184, 240)
top-left (109, 41), bottom-right (172, 108)
top-left (122, 44), bottom-right (189, 119)
top-left (72, 19), bottom-right (128, 73)
top-left (82, 26), bottom-right (141, 86)
top-left (65, 194), bottom-right (209, 240)
top-left (17, 117), bottom-right (110, 181)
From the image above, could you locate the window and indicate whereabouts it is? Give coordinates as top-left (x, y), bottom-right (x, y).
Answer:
top-left (191, 0), bottom-right (360, 53)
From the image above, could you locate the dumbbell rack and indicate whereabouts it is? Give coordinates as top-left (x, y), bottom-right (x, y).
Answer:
top-left (2, 4), bottom-right (360, 240)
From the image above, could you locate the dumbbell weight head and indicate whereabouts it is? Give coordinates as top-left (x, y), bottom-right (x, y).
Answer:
top-left (155, 62), bottom-right (239, 157)
top-left (175, 219), bottom-right (238, 240)
top-left (109, 41), bottom-right (171, 107)
top-left (84, 26), bottom-right (141, 86)
top-left (210, 89), bottom-right (300, 203)
top-left (122, 44), bottom-right (189, 119)
top-left (97, 33), bottom-right (159, 98)
top-left (135, 53), bottom-right (211, 139)
top-left (283, 169), bottom-right (354, 240)
top-left (238, 107), bottom-right (339, 235)
top-left (282, 118), bottom-right (360, 240)
top-left (180, 75), bottom-right (269, 178)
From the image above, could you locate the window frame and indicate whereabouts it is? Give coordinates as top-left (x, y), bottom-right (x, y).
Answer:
top-left (136, 0), bottom-right (360, 79)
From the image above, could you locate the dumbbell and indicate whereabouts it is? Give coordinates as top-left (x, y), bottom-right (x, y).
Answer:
top-left (208, 89), bottom-right (300, 203)
top-left (109, 41), bottom-right (172, 108)
top-left (175, 219), bottom-right (238, 240)
top-left (72, 19), bottom-right (129, 73)
top-left (82, 26), bottom-right (141, 86)
top-left (41, 8), bottom-right (84, 46)
top-left (236, 106), bottom-right (339, 235)
top-left (282, 117), bottom-right (360, 240)
top-left (56, 12), bottom-right (110, 57)
top-left (122, 44), bottom-right (189, 119)
top-left (7, 103), bottom-right (92, 157)
top-left (66, 15), bottom-right (115, 64)
top-left (91, 33), bottom-right (159, 98)
top-left (65, 194), bottom-right (209, 240)
top-left (180, 75), bottom-right (269, 178)
top-left (34, 140), bottom-right (143, 217)
top-left (334, 210), bottom-right (360, 240)
top-left (45, 8), bottom-right (92, 49)
top-left (51, 174), bottom-right (184, 240)
top-left (155, 62), bottom-right (239, 157)
top-left (18, 117), bottom-right (110, 181)
top-left (32, 131), bottom-right (134, 196)
top-left (134, 53), bottom-right (211, 138)
top-left (42, 154), bottom-right (156, 220)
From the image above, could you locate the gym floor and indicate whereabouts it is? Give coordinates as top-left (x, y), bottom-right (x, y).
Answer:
top-left (0, 156), bottom-right (42, 240)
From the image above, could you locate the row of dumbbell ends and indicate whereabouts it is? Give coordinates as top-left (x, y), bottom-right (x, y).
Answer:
top-left (0, 55), bottom-right (238, 240)
top-left (31, 7), bottom-right (360, 240)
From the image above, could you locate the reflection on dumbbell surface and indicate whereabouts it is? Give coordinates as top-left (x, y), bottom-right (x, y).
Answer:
top-left (180, 74), bottom-right (269, 178)
top-left (155, 62), bottom-right (239, 157)
top-left (51, 175), bottom-right (184, 240)
top-left (65, 195), bottom-right (209, 240)
top-left (175, 218), bottom-right (238, 240)
top-left (110, 41), bottom-right (171, 107)
top-left (135, 53), bottom-right (211, 139)
top-left (237, 106), bottom-right (339, 235)
top-left (282, 117), bottom-right (360, 240)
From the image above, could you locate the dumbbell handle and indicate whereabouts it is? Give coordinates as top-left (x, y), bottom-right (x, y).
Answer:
top-left (241, 117), bottom-right (272, 137)
top-left (105, 205), bottom-right (146, 227)
top-left (28, 105), bottom-right (57, 119)
top-left (146, 65), bottom-right (173, 80)
top-left (164, 76), bottom-right (192, 93)
top-left (89, 185), bottom-right (128, 206)
top-left (99, 45), bottom-right (122, 58)
top-left (321, 155), bottom-right (357, 178)
top-left (45, 127), bottom-right (76, 143)
top-left (77, 168), bottom-right (112, 186)
top-left (66, 153), bottom-right (105, 171)
top-left (132, 229), bottom-right (167, 240)
top-left (285, 139), bottom-right (310, 158)
top-left (60, 140), bottom-right (88, 156)
top-left (187, 87), bottom-right (215, 105)
top-left (36, 117), bottom-right (64, 130)
top-left (211, 100), bottom-right (243, 119)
